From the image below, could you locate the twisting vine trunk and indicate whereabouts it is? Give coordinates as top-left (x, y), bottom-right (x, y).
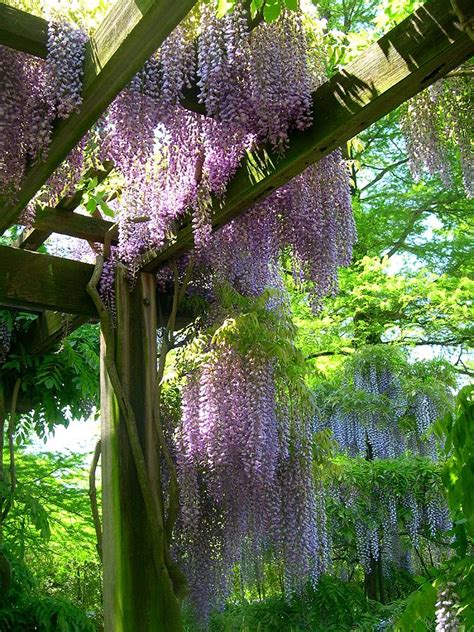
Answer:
top-left (89, 440), bottom-right (103, 562)
top-left (0, 379), bottom-right (16, 597)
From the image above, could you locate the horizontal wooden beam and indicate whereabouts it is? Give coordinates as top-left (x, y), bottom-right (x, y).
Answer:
top-left (0, 245), bottom-right (96, 315)
top-left (0, 4), bottom-right (48, 58)
top-left (141, 0), bottom-right (474, 271)
top-left (18, 207), bottom-right (115, 249)
top-left (0, 246), bottom-right (197, 338)
top-left (0, 0), bottom-right (199, 233)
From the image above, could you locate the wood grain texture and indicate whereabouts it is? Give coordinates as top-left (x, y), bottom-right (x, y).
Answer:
top-left (141, 0), bottom-right (474, 271)
top-left (0, 4), bottom-right (48, 58)
top-left (0, 0), bottom-right (199, 233)
top-left (0, 245), bottom-right (95, 315)
top-left (101, 269), bottom-right (180, 631)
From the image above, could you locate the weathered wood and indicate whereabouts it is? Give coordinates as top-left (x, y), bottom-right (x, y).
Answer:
top-left (18, 208), bottom-right (115, 249)
top-left (0, 0), bottom-right (199, 233)
top-left (100, 268), bottom-right (181, 631)
top-left (141, 0), bottom-right (474, 271)
top-left (0, 4), bottom-right (48, 58)
top-left (0, 245), bottom-right (95, 315)
top-left (20, 311), bottom-right (89, 355)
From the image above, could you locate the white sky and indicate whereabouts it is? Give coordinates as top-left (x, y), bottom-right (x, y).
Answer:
top-left (32, 415), bottom-right (100, 454)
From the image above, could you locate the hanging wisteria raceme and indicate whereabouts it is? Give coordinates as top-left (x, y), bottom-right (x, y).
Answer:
top-left (176, 341), bottom-right (319, 620)
top-left (325, 460), bottom-right (452, 578)
top-left (0, 45), bottom-right (28, 196)
top-left (401, 86), bottom-right (452, 187)
top-left (401, 73), bottom-right (473, 197)
top-left (435, 583), bottom-right (461, 632)
top-left (46, 19), bottom-right (87, 119)
top-left (315, 351), bottom-right (450, 460)
top-left (96, 0), bottom-right (350, 302)
top-left (0, 3), bottom-right (353, 305)
top-left (204, 151), bottom-right (356, 304)
top-left (0, 22), bottom-right (87, 200)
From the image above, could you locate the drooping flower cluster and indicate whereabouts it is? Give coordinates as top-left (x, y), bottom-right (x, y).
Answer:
top-left (435, 582), bottom-right (461, 632)
top-left (315, 351), bottom-right (450, 460)
top-left (401, 73), bottom-right (473, 197)
top-left (0, 46), bottom-right (43, 195)
top-left (0, 22), bottom-right (87, 199)
top-left (176, 341), bottom-right (321, 620)
top-left (95, 1), bottom-right (355, 306)
top-left (325, 458), bottom-right (451, 578)
top-left (203, 151), bottom-right (356, 303)
top-left (1, 4), bottom-right (355, 307)
top-left (46, 19), bottom-right (87, 119)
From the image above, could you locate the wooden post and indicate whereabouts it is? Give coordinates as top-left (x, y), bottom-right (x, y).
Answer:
top-left (100, 267), bottom-right (182, 631)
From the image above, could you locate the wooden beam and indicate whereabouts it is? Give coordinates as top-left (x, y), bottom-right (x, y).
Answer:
top-left (141, 0), bottom-right (474, 272)
top-left (0, 245), bottom-right (95, 315)
top-left (18, 207), bottom-right (115, 249)
top-left (0, 4), bottom-right (48, 58)
top-left (100, 267), bottom-right (183, 631)
top-left (0, 0), bottom-right (199, 233)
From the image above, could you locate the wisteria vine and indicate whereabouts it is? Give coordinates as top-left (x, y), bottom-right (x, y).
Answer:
top-left (314, 349), bottom-right (453, 461)
top-left (401, 71), bottom-right (473, 198)
top-left (173, 289), bottom-right (324, 619)
top-left (0, 20), bottom-right (87, 201)
top-left (325, 457), bottom-right (452, 578)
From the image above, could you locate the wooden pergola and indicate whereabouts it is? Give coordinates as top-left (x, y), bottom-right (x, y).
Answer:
top-left (0, 0), bottom-right (472, 629)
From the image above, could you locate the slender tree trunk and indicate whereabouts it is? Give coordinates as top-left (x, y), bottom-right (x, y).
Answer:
top-left (100, 267), bottom-right (182, 632)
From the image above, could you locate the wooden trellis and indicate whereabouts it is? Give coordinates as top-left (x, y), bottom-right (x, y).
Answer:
top-left (0, 0), bottom-right (473, 629)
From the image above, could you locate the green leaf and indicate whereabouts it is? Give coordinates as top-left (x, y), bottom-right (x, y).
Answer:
top-left (263, 0), bottom-right (281, 22)
top-left (85, 197), bottom-right (97, 213)
top-left (284, 0), bottom-right (298, 9)
top-left (251, 0), bottom-right (265, 12)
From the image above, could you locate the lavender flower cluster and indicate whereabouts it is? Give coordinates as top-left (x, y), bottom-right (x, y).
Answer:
top-left (97, 1), bottom-right (355, 307)
top-left (204, 151), bottom-right (356, 306)
top-left (176, 344), bottom-right (323, 620)
top-left (401, 75), bottom-right (473, 197)
top-left (46, 20), bottom-right (87, 119)
top-left (0, 22), bottom-right (87, 200)
top-left (317, 357), bottom-right (442, 460)
top-left (331, 481), bottom-right (451, 577)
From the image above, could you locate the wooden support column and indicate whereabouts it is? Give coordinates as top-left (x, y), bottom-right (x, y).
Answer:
top-left (100, 267), bottom-right (182, 631)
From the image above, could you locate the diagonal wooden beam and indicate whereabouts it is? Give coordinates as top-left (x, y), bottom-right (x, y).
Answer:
top-left (0, 3), bottom-right (48, 58)
top-left (141, 0), bottom-right (474, 272)
top-left (0, 0), bottom-right (199, 233)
